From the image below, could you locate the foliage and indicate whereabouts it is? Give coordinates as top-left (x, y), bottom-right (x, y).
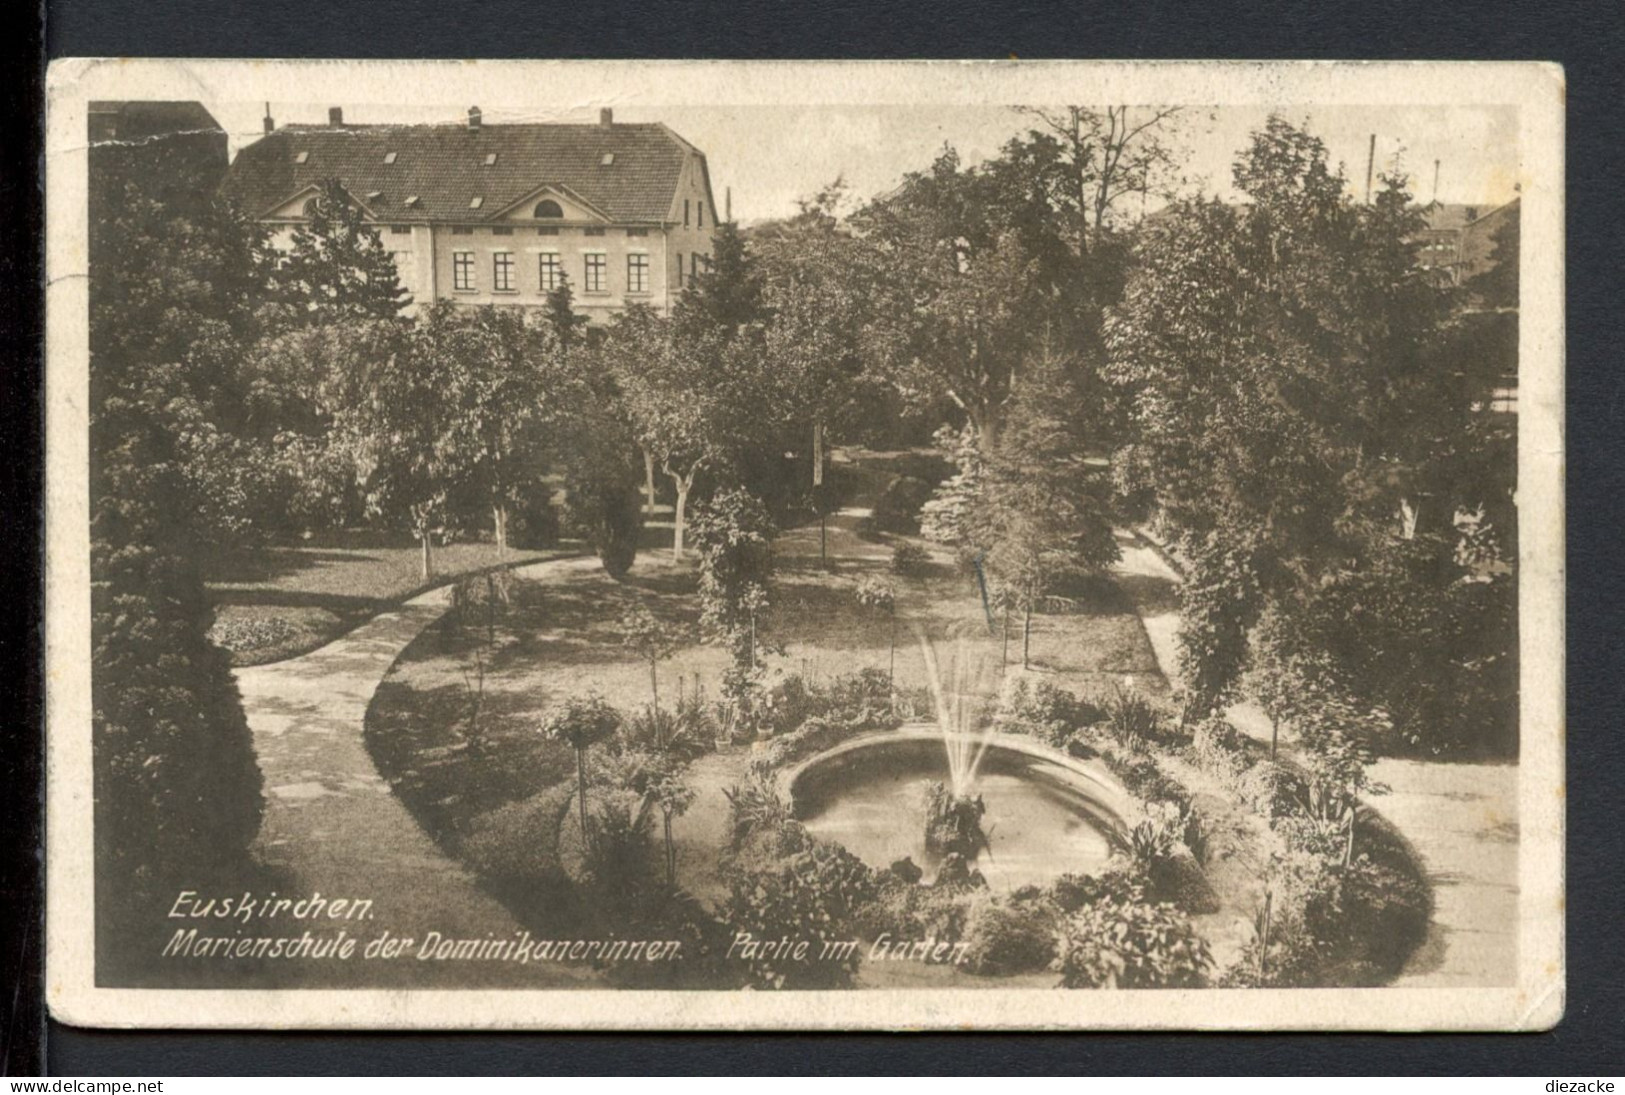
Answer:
top-left (994, 679), bottom-right (1102, 747)
top-left (957, 894), bottom-right (1058, 976)
top-left (1106, 116), bottom-right (1502, 726)
top-left (1101, 683), bottom-right (1165, 752)
top-left (690, 489), bottom-right (779, 723)
top-left (1056, 896), bottom-right (1213, 989)
top-left (720, 820), bottom-right (878, 988)
top-left (89, 135), bottom-right (267, 935)
top-left (868, 474), bottom-right (935, 535)
top-left (274, 177), bottom-right (411, 322)
top-left (541, 694), bottom-right (623, 754)
top-left (917, 425), bottom-right (984, 545)
top-left (721, 768), bottom-right (790, 849)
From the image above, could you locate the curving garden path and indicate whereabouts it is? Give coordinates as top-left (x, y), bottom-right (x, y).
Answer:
top-left (234, 556), bottom-right (601, 988)
top-left (1112, 533), bottom-right (1520, 987)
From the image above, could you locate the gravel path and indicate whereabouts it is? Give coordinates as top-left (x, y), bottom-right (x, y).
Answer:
top-left (234, 557), bottom-right (599, 988)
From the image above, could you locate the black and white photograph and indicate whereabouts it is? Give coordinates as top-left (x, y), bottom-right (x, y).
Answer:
top-left (43, 60), bottom-right (1564, 1030)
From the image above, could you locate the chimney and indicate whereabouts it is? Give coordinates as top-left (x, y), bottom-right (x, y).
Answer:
top-left (263, 103), bottom-right (274, 134)
top-left (468, 106), bottom-right (482, 132)
top-left (599, 108), bottom-right (613, 129)
top-left (328, 106), bottom-right (344, 126)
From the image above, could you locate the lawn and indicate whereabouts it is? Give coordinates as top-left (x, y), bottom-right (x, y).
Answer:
top-left (205, 528), bottom-right (572, 665)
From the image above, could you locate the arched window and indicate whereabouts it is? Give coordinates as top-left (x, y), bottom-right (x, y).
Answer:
top-left (302, 197), bottom-right (321, 218)
top-left (533, 199), bottom-right (564, 219)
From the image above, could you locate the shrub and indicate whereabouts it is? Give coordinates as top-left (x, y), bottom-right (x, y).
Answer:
top-left (996, 679), bottom-right (1103, 747)
top-left (1049, 861), bottom-right (1149, 914)
top-left (720, 822), bottom-right (877, 988)
top-left (868, 474), bottom-right (934, 535)
top-left (1056, 897), bottom-right (1213, 989)
top-left (566, 478), bottom-right (641, 578)
top-left (721, 769), bottom-right (789, 849)
top-left (957, 895), bottom-right (1058, 976)
top-left (891, 542), bottom-right (931, 577)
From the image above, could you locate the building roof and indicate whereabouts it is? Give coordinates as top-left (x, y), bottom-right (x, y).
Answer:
top-left (222, 120), bottom-right (695, 224)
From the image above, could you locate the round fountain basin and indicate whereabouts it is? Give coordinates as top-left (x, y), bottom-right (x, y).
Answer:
top-left (784, 729), bottom-right (1132, 891)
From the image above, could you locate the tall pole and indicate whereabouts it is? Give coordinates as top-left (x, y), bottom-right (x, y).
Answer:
top-left (726, 186), bottom-right (732, 224)
top-left (1365, 134), bottom-right (1376, 204)
top-left (1432, 159), bottom-right (1441, 205)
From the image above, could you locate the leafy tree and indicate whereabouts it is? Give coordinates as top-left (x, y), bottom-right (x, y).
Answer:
top-left (689, 489), bottom-right (778, 724)
top-left (367, 305), bottom-right (479, 580)
top-left (609, 308), bottom-right (730, 559)
top-left (88, 127), bottom-right (267, 944)
top-left (541, 695), bottom-right (623, 851)
top-left (1106, 116), bottom-right (1474, 717)
top-left (275, 177), bottom-right (411, 323)
top-left (967, 345), bottom-right (1120, 668)
top-left (854, 576), bottom-right (898, 692)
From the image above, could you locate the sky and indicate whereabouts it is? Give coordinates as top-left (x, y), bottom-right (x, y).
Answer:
top-left (211, 99), bottom-right (1521, 225)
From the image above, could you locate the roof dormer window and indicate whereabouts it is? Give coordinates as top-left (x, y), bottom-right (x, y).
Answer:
top-left (405, 195), bottom-right (420, 207)
top-left (533, 200), bottom-right (563, 219)
top-left (383, 151), bottom-right (398, 164)
top-left (295, 151), bottom-right (309, 164)
top-left (601, 152), bottom-right (615, 166)
top-left (469, 196), bottom-right (484, 209)
top-left (365, 190), bottom-right (382, 201)
top-left (484, 153), bottom-right (498, 166)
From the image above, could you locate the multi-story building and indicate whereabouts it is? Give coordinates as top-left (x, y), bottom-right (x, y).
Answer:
top-left (222, 106), bottom-right (720, 321)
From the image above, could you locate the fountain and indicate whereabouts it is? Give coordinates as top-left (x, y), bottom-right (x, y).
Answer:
top-left (786, 631), bottom-right (1131, 889)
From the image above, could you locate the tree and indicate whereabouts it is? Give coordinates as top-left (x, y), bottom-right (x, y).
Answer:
top-left (542, 273), bottom-right (589, 352)
top-left (541, 695), bottom-right (622, 851)
top-left (274, 177), bottom-right (411, 323)
top-left (610, 308), bottom-right (727, 560)
top-left (854, 576), bottom-right (897, 695)
top-left (967, 345), bottom-right (1120, 669)
top-left (672, 220), bottom-right (765, 341)
top-left (432, 304), bottom-right (556, 559)
top-left (1106, 116), bottom-right (1468, 716)
top-left (619, 604), bottom-right (683, 712)
top-left (88, 127), bottom-right (268, 945)
top-left (650, 769), bottom-right (697, 887)
top-left (689, 489), bottom-right (778, 725)
top-left (368, 305), bottom-right (478, 580)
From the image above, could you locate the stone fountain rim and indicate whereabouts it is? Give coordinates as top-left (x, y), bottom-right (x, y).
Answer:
top-left (777, 724), bottom-right (1137, 841)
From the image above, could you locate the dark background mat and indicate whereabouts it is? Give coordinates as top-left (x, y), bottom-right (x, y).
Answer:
top-left (13, 0), bottom-right (1625, 1075)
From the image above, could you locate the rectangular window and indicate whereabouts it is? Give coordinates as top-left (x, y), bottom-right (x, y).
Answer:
top-left (538, 252), bottom-right (563, 292)
top-left (493, 251), bottom-right (515, 292)
top-left (390, 224), bottom-right (410, 235)
top-left (584, 227), bottom-right (606, 237)
top-left (536, 226), bottom-right (559, 236)
top-left (453, 251), bottom-right (475, 291)
top-left (697, 201), bottom-right (704, 228)
top-left (627, 253), bottom-right (649, 293)
top-left (492, 226), bottom-right (514, 236)
top-left (676, 253), bottom-right (684, 287)
top-left (451, 226), bottom-right (473, 235)
top-left (584, 253), bottom-right (607, 293)
top-left (626, 227), bottom-right (649, 237)
top-left (684, 199), bottom-right (690, 227)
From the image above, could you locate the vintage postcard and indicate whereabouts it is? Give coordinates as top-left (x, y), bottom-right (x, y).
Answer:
top-left (44, 59), bottom-right (1564, 1030)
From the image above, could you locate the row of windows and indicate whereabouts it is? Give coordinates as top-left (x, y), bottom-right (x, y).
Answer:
top-left (452, 250), bottom-right (652, 295)
top-left (428, 225), bottom-right (649, 237)
top-left (683, 199), bottom-right (706, 228)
